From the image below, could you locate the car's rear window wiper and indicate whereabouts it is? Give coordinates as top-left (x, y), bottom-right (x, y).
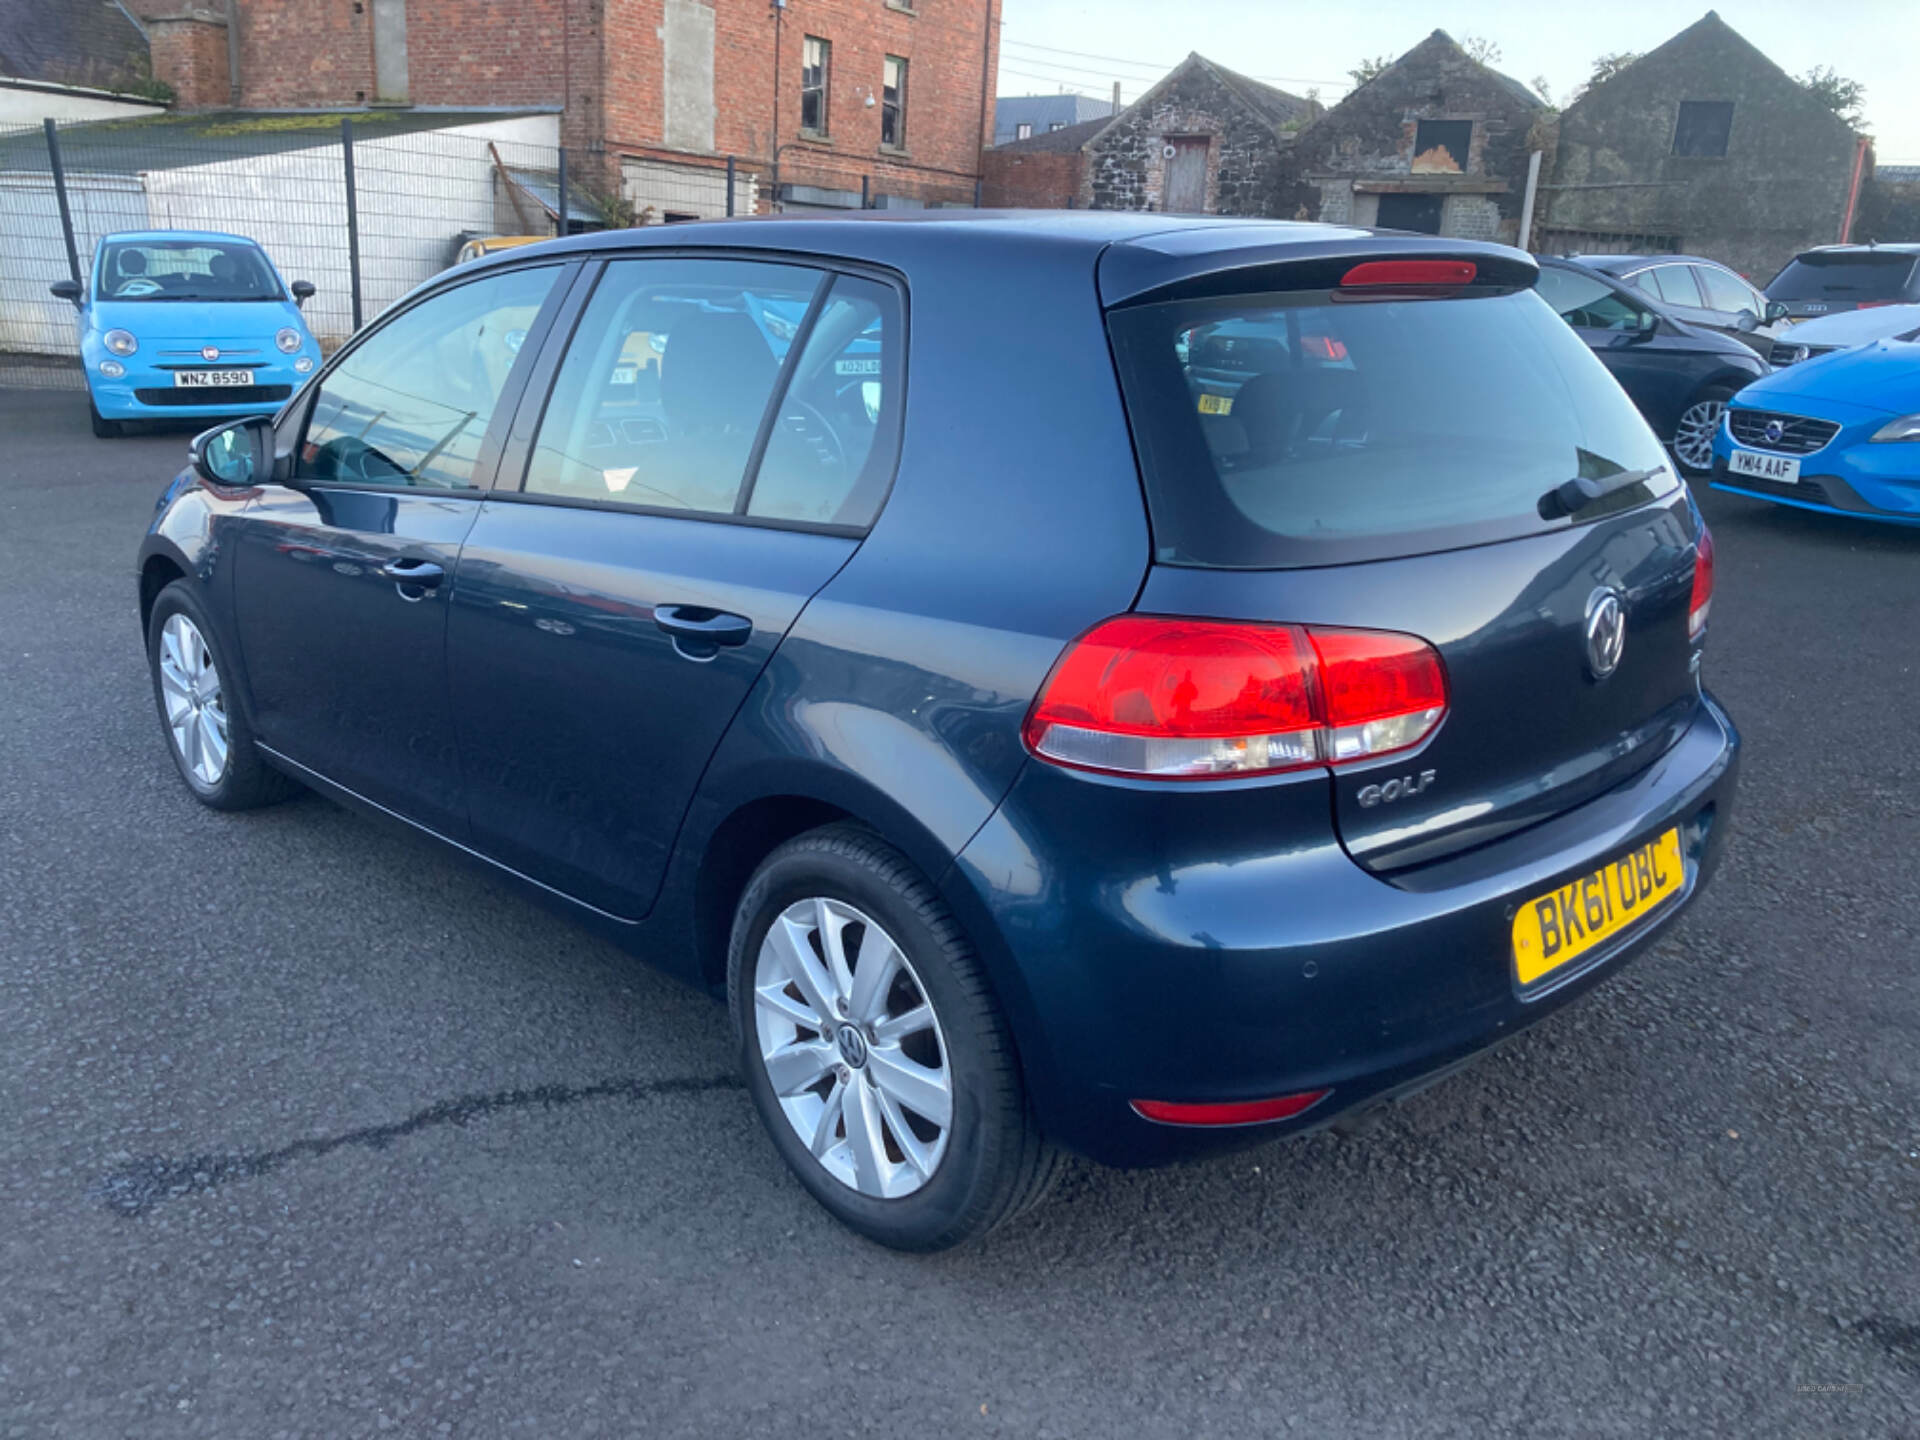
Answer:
top-left (1537, 466), bottom-right (1666, 520)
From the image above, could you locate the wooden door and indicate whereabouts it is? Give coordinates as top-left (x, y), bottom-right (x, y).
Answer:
top-left (1164, 137), bottom-right (1209, 213)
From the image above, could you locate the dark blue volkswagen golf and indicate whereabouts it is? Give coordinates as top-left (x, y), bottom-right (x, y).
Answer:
top-left (139, 214), bottom-right (1738, 1250)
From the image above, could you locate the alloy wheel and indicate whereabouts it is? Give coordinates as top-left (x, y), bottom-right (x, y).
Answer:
top-left (157, 613), bottom-right (230, 787)
top-left (752, 897), bottom-right (953, 1199)
top-left (1672, 399), bottom-right (1725, 473)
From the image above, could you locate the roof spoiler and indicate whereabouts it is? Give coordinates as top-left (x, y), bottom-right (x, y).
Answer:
top-left (1097, 230), bottom-right (1538, 308)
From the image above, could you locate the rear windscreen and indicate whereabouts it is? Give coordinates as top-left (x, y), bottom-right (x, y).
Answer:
top-left (1106, 287), bottom-right (1674, 568)
top-left (1767, 252), bottom-right (1918, 302)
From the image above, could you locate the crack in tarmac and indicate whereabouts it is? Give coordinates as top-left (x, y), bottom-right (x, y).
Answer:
top-left (88, 1073), bottom-right (745, 1217)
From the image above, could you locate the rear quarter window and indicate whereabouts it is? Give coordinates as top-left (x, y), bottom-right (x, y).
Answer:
top-left (1106, 284), bottom-right (1674, 568)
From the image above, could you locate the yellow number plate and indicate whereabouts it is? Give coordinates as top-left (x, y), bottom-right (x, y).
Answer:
top-left (1512, 828), bottom-right (1684, 986)
top-left (1197, 392), bottom-right (1233, 415)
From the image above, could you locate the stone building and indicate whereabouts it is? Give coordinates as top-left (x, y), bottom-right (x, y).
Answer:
top-left (1081, 54), bottom-right (1313, 214)
top-left (979, 53), bottom-right (1312, 214)
top-left (120, 0), bottom-right (1002, 215)
top-left (1859, 166), bottom-right (1920, 245)
top-left (1536, 11), bottom-right (1864, 277)
top-left (1272, 30), bottom-right (1547, 243)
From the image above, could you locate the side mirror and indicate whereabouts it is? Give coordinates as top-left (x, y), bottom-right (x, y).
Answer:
top-left (190, 416), bottom-right (273, 489)
top-left (50, 278), bottom-right (82, 306)
top-left (1764, 299), bottom-right (1790, 323)
top-left (291, 280), bottom-right (316, 306)
top-left (1733, 308), bottom-right (1760, 333)
top-left (1625, 309), bottom-right (1660, 342)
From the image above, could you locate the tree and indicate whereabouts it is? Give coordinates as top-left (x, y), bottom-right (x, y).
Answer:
top-left (1570, 51), bottom-right (1641, 104)
top-left (1461, 36), bottom-right (1502, 67)
top-left (1530, 74), bottom-right (1556, 108)
top-left (1800, 66), bottom-right (1866, 126)
top-left (1347, 55), bottom-right (1393, 87)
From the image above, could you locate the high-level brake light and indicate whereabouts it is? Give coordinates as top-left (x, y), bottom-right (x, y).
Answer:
top-left (1023, 616), bottom-right (1447, 780)
top-left (1340, 259), bottom-right (1477, 288)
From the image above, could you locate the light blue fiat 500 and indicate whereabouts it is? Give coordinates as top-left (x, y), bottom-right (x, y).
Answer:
top-left (51, 230), bottom-right (320, 437)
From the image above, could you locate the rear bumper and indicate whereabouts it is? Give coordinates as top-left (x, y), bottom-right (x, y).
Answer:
top-left (951, 694), bottom-right (1740, 1167)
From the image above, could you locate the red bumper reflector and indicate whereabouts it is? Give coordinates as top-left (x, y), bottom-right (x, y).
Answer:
top-left (1340, 259), bottom-right (1477, 288)
top-left (1131, 1091), bottom-right (1331, 1127)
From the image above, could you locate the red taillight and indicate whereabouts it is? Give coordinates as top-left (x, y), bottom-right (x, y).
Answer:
top-left (1858, 299), bottom-right (1894, 310)
top-left (1023, 616), bottom-right (1447, 779)
top-left (1340, 259), bottom-right (1477, 288)
top-left (1689, 523), bottom-right (1715, 642)
top-left (1309, 628), bottom-right (1451, 762)
top-left (1131, 1091), bottom-right (1330, 1126)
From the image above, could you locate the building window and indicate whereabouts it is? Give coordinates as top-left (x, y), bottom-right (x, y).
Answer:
top-left (1375, 192), bottom-right (1444, 235)
top-left (1673, 101), bottom-right (1733, 157)
top-left (1411, 119), bottom-right (1472, 174)
top-left (881, 56), bottom-right (907, 148)
top-left (1015, 122), bottom-right (1032, 140)
top-left (801, 36), bottom-right (831, 137)
top-left (1049, 121), bottom-right (1064, 132)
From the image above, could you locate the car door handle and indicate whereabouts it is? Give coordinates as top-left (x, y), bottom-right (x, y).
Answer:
top-left (654, 604), bottom-right (753, 656)
top-left (380, 557), bottom-right (444, 596)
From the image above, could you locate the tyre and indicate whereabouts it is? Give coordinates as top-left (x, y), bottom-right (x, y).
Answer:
top-left (89, 397), bottom-right (123, 439)
top-left (146, 580), bottom-right (298, 811)
top-left (728, 824), bottom-right (1061, 1251)
top-left (1671, 384), bottom-right (1735, 477)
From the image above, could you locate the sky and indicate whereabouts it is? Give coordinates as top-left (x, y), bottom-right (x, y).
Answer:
top-left (996, 0), bottom-right (1920, 161)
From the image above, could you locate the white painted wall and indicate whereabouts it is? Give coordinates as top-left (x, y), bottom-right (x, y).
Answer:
top-left (0, 114), bottom-right (563, 356)
top-left (0, 84), bottom-right (163, 126)
top-left (0, 171), bottom-right (144, 355)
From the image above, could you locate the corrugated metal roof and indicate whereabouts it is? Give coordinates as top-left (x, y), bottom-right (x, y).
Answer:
top-left (501, 165), bottom-right (601, 227)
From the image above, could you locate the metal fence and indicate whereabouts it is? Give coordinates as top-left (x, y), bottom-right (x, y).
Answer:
top-left (0, 115), bottom-right (768, 392)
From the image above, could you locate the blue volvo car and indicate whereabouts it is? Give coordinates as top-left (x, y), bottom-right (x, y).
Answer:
top-left (1711, 330), bottom-right (1920, 526)
top-left (138, 215), bottom-right (1738, 1250)
top-left (52, 229), bottom-right (319, 437)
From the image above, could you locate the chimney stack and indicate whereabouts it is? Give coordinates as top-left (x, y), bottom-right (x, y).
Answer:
top-left (130, 3), bottom-right (231, 109)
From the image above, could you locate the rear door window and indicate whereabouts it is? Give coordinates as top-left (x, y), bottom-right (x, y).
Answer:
top-left (1646, 265), bottom-right (1703, 307)
top-left (746, 274), bottom-right (903, 528)
top-left (1768, 252), bottom-right (1919, 302)
top-left (1106, 283), bottom-right (1674, 568)
top-left (521, 258), bottom-right (823, 516)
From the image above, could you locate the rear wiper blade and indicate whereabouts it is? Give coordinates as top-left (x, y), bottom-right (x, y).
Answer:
top-left (1537, 466), bottom-right (1665, 520)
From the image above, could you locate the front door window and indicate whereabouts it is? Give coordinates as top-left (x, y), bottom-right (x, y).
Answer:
top-left (299, 265), bottom-right (558, 489)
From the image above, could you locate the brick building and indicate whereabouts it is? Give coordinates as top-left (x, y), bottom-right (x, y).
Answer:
top-left (132, 0), bottom-right (1000, 216)
top-left (979, 114), bottom-right (1101, 207)
top-left (1272, 30), bottom-right (1547, 243)
top-left (1536, 11), bottom-right (1865, 277)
